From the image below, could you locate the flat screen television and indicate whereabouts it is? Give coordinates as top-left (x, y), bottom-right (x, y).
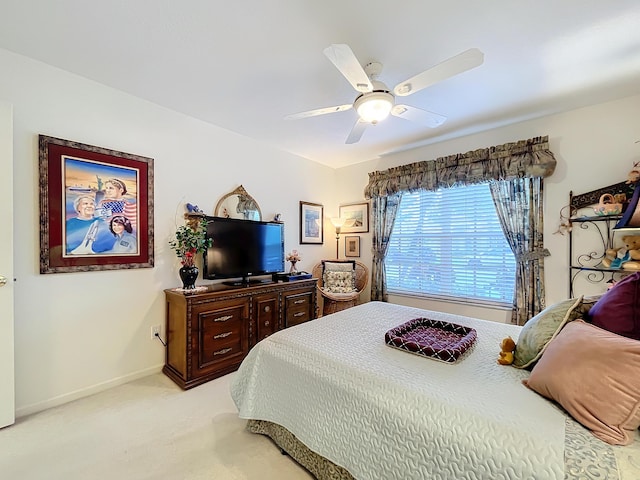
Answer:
top-left (203, 216), bottom-right (284, 285)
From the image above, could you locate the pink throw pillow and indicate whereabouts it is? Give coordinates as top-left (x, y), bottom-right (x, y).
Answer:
top-left (587, 272), bottom-right (640, 340)
top-left (523, 320), bottom-right (640, 445)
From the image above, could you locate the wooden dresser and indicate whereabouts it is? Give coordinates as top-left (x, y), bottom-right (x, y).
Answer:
top-left (163, 279), bottom-right (317, 389)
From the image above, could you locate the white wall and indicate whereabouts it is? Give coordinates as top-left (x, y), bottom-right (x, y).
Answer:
top-left (4, 42), bottom-right (640, 415)
top-left (336, 94), bottom-right (640, 321)
top-left (0, 48), bottom-right (338, 416)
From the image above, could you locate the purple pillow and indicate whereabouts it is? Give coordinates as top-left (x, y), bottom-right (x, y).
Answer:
top-left (587, 272), bottom-right (640, 340)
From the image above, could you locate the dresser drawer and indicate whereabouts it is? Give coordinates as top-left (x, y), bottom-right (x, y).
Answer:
top-left (286, 305), bottom-right (310, 327)
top-left (200, 315), bottom-right (243, 361)
top-left (285, 290), bottom-right (314, 327)
top-left (286, 292), bottom-right (312, 310)
top-left (254, 293), bottom-right (279, 342)
top-left (200, 308), bottom-right (243, 332)
top-left (200, 332), bottom-right (243, 363)
top-left (200, 310), bottom-right (243, 339)
top-left (192, 300), bottom-right (250, 376)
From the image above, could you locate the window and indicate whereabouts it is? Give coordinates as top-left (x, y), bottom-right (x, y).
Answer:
top-left (385, 183), bottom-right (515, 305)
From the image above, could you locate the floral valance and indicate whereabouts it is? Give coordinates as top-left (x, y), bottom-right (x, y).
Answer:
top-left (364, 135), bottom-right (557, 198)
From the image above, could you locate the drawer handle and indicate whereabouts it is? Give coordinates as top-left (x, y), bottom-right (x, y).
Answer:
top-left (264, 305), bottom-right (271, 312)
top-left (213, 315), bottom-right (233, 322)
top-left (213, 331), bottom-right (232, 339)
top-left (294, 312), bottom-right (305, 317)
top-left (213, 347), bottom-right (232, 356)
top-left (264, 320), bottom-right (270, 326)
top-left (294, 299), bottom-right (306, 304)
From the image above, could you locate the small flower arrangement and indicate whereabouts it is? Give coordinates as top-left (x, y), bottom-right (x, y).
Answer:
top-left (286, 250), bottom-right (301, 262)
top-left (169, 216), bottom-right (212, 268)
top-left (286, 250), bottom-right (301, 274)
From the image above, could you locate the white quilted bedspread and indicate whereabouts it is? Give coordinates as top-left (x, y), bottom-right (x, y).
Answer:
top-left (231, 302), bottom-right (568, 479)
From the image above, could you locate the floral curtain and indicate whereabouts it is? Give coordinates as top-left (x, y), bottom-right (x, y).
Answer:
top-left (364, 135), bottom-right (556, 320)
top-left (489, 177), bottom-right (549, 325)
top-left (364, 136), bottom-right (556, 198)
top-left (370, 193), bottom-right (401, 301)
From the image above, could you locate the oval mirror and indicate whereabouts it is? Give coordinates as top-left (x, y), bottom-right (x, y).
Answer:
top-left (214, 185), bottom-right (262, 221)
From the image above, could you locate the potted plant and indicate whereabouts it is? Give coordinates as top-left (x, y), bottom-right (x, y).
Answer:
top-left (169, 216), bottom-right (212, 289)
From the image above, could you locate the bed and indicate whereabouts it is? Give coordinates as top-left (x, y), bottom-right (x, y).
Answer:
top-left (231, 301), bottom-right (640, 479)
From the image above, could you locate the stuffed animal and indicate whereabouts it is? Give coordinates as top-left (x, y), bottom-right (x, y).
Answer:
top-left (627, 161), bottom-right (640, 184)
top-left (497, 337), bottom-right (516, 365)
top-left (602, 235), bottom-right (640, 270)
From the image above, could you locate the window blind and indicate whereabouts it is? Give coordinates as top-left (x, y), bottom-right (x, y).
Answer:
top-left (386, 183), bottom-right (516, 304)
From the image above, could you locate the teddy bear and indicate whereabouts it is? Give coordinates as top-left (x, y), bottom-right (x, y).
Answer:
top-left (602, 235), bottom-right (640, 270)
top-left (627, 161), bottom-right (640, 184)
top-left (497, 337), bottom-right (516, 365)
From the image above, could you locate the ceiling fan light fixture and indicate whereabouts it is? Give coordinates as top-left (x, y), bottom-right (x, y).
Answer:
top-left (355, 91), bottom-right (394, 124)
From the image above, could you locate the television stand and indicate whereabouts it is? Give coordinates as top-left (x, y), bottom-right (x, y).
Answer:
top-left (163, 279), bottom-right (318, 389)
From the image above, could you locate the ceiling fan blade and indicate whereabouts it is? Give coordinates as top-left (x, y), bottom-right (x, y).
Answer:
top-left (345, 118), bottom-right (369, 144)
top-left (323, 44), bottom-right (373, 93)
top-left (284, 104), bottom-right (352, 120)
top-left (393, 48), bottom-right (484, 97)
top-left (391, 104), bottom-right (447, 128)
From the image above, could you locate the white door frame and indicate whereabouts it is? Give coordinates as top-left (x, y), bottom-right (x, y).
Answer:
top-left (0, 101), bottom-right (15, 428)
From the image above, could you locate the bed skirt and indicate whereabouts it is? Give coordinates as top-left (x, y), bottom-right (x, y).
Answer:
top-left (247, 418), bottom-right (627, 480)
top-left (247, 420), bottom-right (354, 480)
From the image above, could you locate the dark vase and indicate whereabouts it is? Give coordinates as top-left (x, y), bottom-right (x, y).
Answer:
top-left (179, 265), bottom-right (199, 290)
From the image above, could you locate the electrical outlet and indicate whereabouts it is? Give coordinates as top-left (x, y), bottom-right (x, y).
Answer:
top-left (151, 325), bottom-right (161, 340)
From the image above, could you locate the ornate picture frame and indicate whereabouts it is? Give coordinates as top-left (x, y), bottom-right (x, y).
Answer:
top-left (345, 236), bottom-right (360, 257)
top-left (299, 201), bottom-right (323, 244)
top-left (339, 202), bottom-right (370, 233)
top-left (39, 135), bottom-right (154, 274)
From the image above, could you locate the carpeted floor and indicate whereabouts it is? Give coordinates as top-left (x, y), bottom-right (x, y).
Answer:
top-left (0, 372), bottom-right (312, 480)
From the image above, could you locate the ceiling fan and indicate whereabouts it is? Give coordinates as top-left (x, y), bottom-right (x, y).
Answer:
top-left (285, 44), bottom-right (484, 144)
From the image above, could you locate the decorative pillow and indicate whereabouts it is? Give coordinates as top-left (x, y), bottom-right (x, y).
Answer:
top-left (322, 260), bottom-right (356, 294)
top-left (523, 320), bottom-right (640, 446)
top-left (586, 272), bottom-right (640, 340)
top-left (323, 270), bottom-right (357, 294)
top-left (512, 296), bottom-right (583, 369)
top-left (322, 260), bottom-right (355, 272)
top-left (577, 294), bottom-right (603, 318)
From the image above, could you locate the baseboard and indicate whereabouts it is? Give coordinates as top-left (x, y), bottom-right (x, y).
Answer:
top-left (15, 364), bottom-right (164, 418)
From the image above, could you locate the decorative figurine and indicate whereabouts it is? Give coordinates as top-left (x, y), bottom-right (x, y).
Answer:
top-left (186, 203), bottom-right (204, 214)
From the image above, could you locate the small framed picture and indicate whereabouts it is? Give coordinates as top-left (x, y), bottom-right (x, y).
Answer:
top-left (300, 201), bottom-right (323, 244)
top-left (339, 202), bottom-right (369, 233)
top-left (345, 236), bottom-right (360, 257)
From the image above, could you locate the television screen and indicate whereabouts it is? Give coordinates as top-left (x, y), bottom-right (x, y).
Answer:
top-left (203, 216), bottom-right (284, 283)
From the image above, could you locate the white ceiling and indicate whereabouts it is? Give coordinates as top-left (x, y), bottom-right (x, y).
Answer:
top-left (1, 1), bottom-right (640, 168)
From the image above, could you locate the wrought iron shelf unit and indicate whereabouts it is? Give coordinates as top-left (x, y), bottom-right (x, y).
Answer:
top-left (568, 181), bottom-right (637, 297)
